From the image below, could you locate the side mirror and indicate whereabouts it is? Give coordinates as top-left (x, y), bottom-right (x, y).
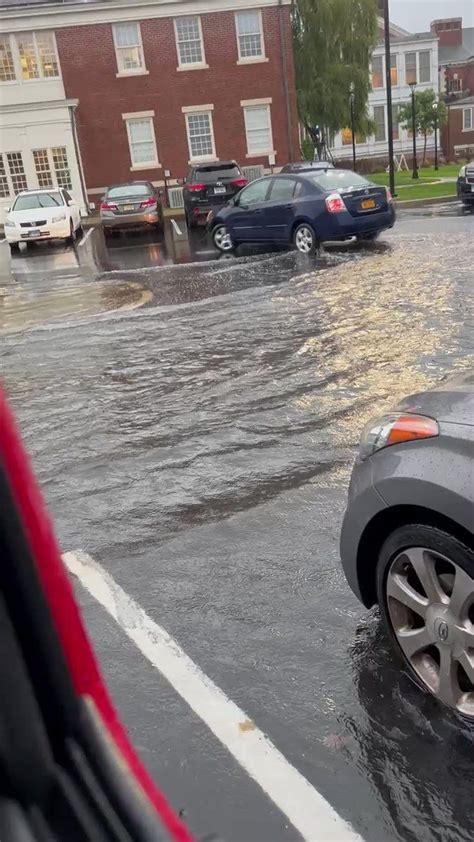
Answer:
top-left (67, 199), bottom-right (75, 207)
top-left (5, 206), bottom-right (10, 213)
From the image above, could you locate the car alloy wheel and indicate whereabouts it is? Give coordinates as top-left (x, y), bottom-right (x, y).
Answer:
top-left (294, 224), bottom-right (318, 255)
top-left (383, 537), bottom-right (474, 717)
top-left (213, 225), bottom-right (234, 252)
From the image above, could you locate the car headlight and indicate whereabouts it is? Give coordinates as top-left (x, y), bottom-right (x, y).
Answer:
top-left (4, 219), bottom-right (15, 228)
top-left (459, 166), bottom-right (466, 178)
top-left (359, 413), bottom-right (439, 460)
top-left (52, 212), bottom-right (67, 223)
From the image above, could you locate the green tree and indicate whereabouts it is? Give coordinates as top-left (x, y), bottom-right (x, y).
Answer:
top-left (293, 0), bottom-right (379, 146)
top-left (399, 90), bottom-right (448, 166)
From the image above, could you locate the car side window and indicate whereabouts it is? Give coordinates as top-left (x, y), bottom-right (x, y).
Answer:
top-left (268, 178), bottom-right (299, 201)
top-left (238, 179), bottom-right (270, 206)
top-left (62, 190), bottom-right (72, 204)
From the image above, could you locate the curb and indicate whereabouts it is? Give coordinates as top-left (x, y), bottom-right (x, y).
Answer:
top-left (394, 194), bottom-right (459, 208)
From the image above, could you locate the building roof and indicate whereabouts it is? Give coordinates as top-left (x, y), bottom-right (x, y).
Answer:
top-left (439, 28), bottom-right (474, 65)
top-left (449, 94), bottom-right (474, 107)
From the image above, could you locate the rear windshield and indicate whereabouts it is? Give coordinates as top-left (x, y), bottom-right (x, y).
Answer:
top-left (13, 192), bottom-right (63, 210)
top-left (193, 165), bottom-right (240, 183)
top-left (107, 184), bottom-right (151, 198)
top-left (310, 171), bottom-right (370, 191)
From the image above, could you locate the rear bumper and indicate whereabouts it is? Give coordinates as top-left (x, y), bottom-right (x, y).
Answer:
top-left (321, 207), bottom-right (395, 241)
top-left (101, 211), bottom-right (161, 229)
top-left (457, 181), bottom-right (474, 201)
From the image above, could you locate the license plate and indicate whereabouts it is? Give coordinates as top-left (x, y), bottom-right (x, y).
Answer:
top-left (122, 204), bottom-right (135, 211)
top-left (27, 229), bottom-right (41, 237)
top-left (214, 187), bottom-right (226, 195)
top-left (361, 199), bottom-right (376, 210)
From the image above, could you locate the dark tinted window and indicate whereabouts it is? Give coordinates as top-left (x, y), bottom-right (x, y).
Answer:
top-left (13, 192), bottom-right (63, 210)
top-left (238, 178), bottom-right (270, 205)
top-left (309, 171), bottom-right (370, 191)
top-left (268, 178), bottom-right (298, 201)
top-left (193, 164), bottom-right (241, 183)
top-left (107, 184), bottom-right (151, 198)
top-left (62, 190), bottom-right (72, 203)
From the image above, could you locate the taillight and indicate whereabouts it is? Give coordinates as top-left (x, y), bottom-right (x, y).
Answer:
top-left (100, 202), bottom-right (117, 211)
top-left (231, 178), bottom-right (249, 188)
top-left (325, 193), bottom-right (347, 213)
top-left (386, 188), bottom-right (393, 203)
top-left (188, 183), bottom-right (205, 192)
top-left (140, 197), bottom-right (157, 208)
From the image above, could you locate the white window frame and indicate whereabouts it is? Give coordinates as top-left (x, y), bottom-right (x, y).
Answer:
top-left (418, 50), bottom-right (431, 84)
top-left (463, 108), bottom-right (473, 132)
top-left (112, 22), bottom-right (147, 77)
top-left (0, 34), bottom-right (17, 84)
top-left (235, 10), bottom-right (267, 64)
top-left (174, 16), bottom-right (208, 71)
top-left (371, 55), bottom-right (384, 90)
top-left (122, 112), bottom-right (160, 170)
top-left (242, 100), bottom-right (274, 158)
top-left (1, 31), bottom-right (61, 83)
top-left (183, 107), bottom-right (216, 163)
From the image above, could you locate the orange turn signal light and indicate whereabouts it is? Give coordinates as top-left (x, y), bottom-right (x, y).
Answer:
top-left (359, 413), bottom-right (439, 459)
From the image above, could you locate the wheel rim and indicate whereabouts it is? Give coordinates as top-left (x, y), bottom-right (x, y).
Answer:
top-left (214, 226), bottom-right (233, 251)
top-left (386, 547), bottom-right (474, 716)
top-left (295, 226), bottom-right (315, 254)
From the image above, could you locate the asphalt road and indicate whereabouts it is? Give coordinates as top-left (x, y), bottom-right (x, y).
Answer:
top-left (1, 204), bottom-right (474, 842)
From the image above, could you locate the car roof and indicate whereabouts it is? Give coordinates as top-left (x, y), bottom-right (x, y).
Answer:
top-left (17, 188), bottom-right (63, 195)
top-left (282, 161), bottom-right (335, 171)
top-left (107, 181), bottom-right (152, 188)
top-left (193, 160), bottom-right (237, 168)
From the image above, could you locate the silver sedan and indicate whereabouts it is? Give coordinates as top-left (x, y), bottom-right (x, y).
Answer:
top-left (100, 181), bottom-right (163, 234)
top-left (340, 371), bottom-right (474, 718)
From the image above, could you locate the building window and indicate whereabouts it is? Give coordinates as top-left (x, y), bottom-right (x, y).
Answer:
top-left (463, 108), bottom-right (473, 131)
top-left (419, 50), bottom-right (431, 83)
top-left (175, 16), bottom-right (205, 67)
top-left (0, 35), bottom-right (16, 82)
top-left (390, 54), bottom-right (398, 86)
top-left (6, 152), bottom-right (27, 193)
top-left (185, 111), bottom-right (215, 160)
top-left (391, 104), bottom-right (400, 140)
top-left (113, 23), bottom-right (145, 73)
top-left (341, 127), bottom-right (353, 146)
top-left (235, 11), bottom-right (264, 60)
top-left (52, 147), bottom-right (72, 189)
top-left (17, 32), bottom-right (39, 80)
top-left (0, 155), bottom-right (9, 197)
top-left (448, 78), bottom-right (462, 93)
top-left (243, 105), bottom-right (273, 156)
top-left (373, 105), bottom-right (386, 142)
top-left (33, 149), bottom-right (54, 188)
top-left (405, 52), bottom-right (417, 85)
top-left (372, 55), bottom-right (384, 89)
top-left (125, 117), bottom-right (159, 167)
top-left (36, 32), bottom-right (60, 77)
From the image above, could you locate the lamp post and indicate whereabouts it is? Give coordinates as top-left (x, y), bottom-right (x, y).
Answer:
top-left (433, 100), bottom-right (439, 170)
top-left (349, 82), bottom-right (356, 172)
top-left (381, 0), bottom-right (395, 197)
top-left (409, 81), bottom-right (419, 179)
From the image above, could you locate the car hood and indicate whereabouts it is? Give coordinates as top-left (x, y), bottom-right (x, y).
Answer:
top-left (397, 370), bottom-right (474, 426)
top-left (8, 206), bottom-right (66, 222)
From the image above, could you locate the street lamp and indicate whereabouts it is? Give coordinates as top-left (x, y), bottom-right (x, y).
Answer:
top-left (433, 100), bottom-right (439, 170)
top-left (409, 81), bottom-right (419, 179)
top-left (349, 82), bottom-right (356, 172)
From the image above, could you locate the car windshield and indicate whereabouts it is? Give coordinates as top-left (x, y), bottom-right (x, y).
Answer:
top-left (194, 165), bottom-right (240, 183)
top-left (310, 171), bottom-right (371, 191)
top-left (13, 192), bottom-right (63, 210)
top-left (107, 185), bottom-right (151, 198)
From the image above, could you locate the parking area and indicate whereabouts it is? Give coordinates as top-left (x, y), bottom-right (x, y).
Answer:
top-left (1, 204), bottom-right (474, 842)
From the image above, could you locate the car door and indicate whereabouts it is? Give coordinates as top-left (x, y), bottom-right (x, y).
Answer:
top-left (62, 189), bottom-right (79, 228)
top-left (228, 178), bottom-right (272, 242)
top-left (263, 177), bottom-right (301, 242)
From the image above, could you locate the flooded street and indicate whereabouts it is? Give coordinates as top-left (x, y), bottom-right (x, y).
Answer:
top-left (1, 205), bottom-right (474, 842)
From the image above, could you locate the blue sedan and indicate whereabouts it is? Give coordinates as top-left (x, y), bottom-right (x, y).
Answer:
top-left (209, 169), bottom-right (395, 254)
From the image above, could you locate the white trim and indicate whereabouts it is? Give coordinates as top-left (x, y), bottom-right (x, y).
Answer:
top-left (130, 163), bottom-right (162, 171)
top-left (463, 108), bottom-right (473, 132)
top-left (241, 97), bottom-right (272, 107)
top-left (184, 109), bottom-right (216, 162)
top-left (235, 8), bottom-right (265, 63)
top-left (122, 109), bottom-right (155, 119)
top-left (245, 151), bottom-right (276, 159)
top-left (124, 115), bottom-right (160, 168)
top-left (116, 69), bottom-right (149, 78)
top-left (173, 14), bottom-right (206, 70)
top-left (237, 56), bottom-right (269, 65)
top-left (242, 102), bottom-right (274, 157)
top-left (182, 103), bottom-right (214, 113)
top-left (0, 0), bottom-right (292, 33)
top-left (112, 20), bottom-right (146, 75)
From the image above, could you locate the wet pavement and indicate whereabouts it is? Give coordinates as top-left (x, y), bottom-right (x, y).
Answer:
top-left (1, 204), bottom-right (474, 841)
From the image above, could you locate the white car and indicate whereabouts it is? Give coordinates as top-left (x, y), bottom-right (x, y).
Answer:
top-left (4, 188), bottom-right (83, 253)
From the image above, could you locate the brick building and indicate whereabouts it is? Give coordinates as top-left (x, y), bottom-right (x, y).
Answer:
top-left (0, 0), bottom-right (298, 218)
top-left (432, 17), bottom-right (474, 160)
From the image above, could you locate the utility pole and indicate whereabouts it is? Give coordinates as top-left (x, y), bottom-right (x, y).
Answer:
top-left (382, 0), bottom-right (395, 197)
top-left (433, 100), bottom-right (439, 170)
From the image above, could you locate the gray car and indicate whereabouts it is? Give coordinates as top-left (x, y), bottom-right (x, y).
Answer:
top-left (340, 371), bottom-right (474, 718)
top-left (100, 181), bottom-right (163, 234)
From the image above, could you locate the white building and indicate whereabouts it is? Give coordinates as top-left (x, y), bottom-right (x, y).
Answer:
top-left (0, 19), bottom-right (87, 223)
top-left (331, 20), bottom-right (439, 163)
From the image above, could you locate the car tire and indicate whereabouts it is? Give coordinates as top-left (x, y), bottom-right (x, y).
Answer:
top-left (9, 242), bottom-right (20, 254)
top-left (293, 223), bottom-right (319, 255)
top-left (212, 224), bottom-right (234, 252)
top-left (376, 523), bottom-right (474, 717)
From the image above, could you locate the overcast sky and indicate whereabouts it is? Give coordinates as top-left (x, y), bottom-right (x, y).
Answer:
top-left (389, 0), bottom-right (474, 33)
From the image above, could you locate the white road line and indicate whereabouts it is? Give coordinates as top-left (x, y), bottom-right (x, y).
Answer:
top-left (78, 227), bottom-right (94, 247)
top-left (170, 218), bottom-right (183, 236)
top-left (63, 550), bottom-right (363, 842)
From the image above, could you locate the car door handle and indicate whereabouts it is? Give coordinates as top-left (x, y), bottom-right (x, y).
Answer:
top-left (285, 204), bottom-right (293, 209)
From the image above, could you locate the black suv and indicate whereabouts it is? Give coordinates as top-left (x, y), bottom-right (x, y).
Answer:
top-left (457, 161), bottom-right (474, 207)
top-left (183, 161), bottom-right (248, 228)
